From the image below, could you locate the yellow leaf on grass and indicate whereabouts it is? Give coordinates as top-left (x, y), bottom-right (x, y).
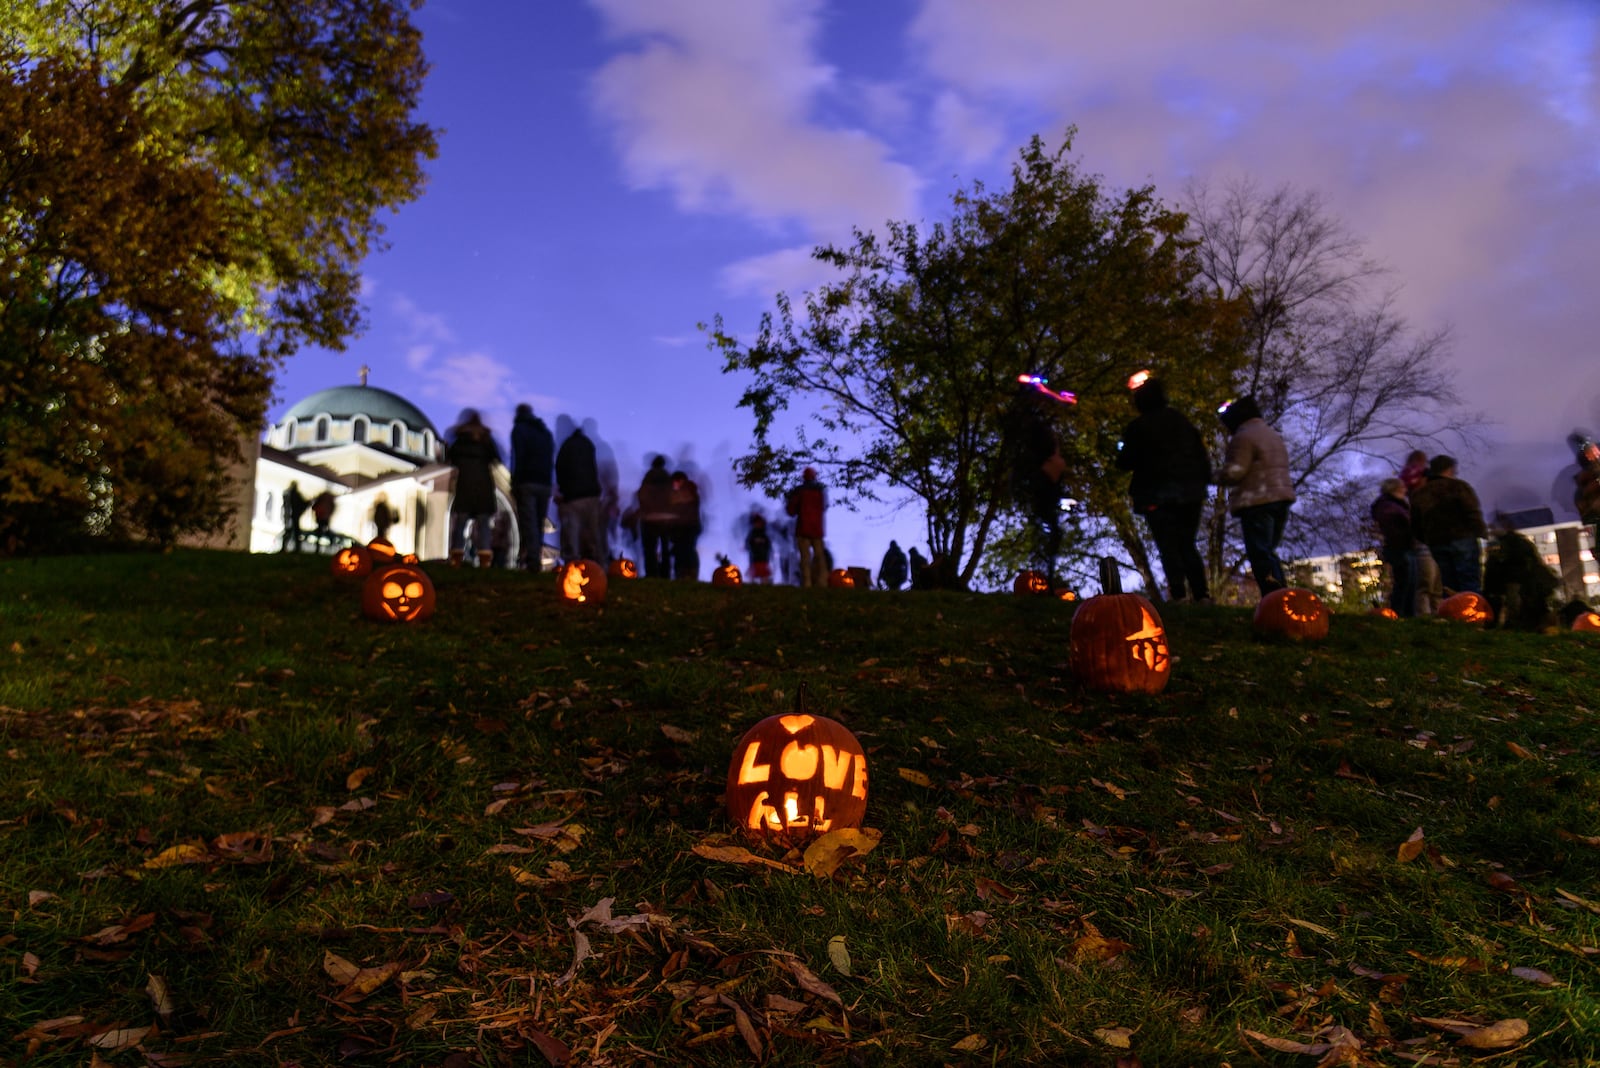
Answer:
top-left (144, 842), bottom-right (210, 869)
top-left (345, 766), bottom-right (375, 791)
top-left (952, 1034), bottom-right (988, 1052)
top-left (1094, 1026), bottom-right (1134, 1048)
top-left (323, 950), bottom-right (361, 985)
top-left (1456, 1018), bottom-right (1529, 1049)
top-left (1506, 741), bottom-right (1537, 760)
top-left (898, 768), bottom-right (933, 787)
top-left (337, 961), bottom-right (402, 1002)
top-left (693, 843), bottom-right (802, 874)
top-left (803, 827), bottom-right (882, 878)
top-left (1397, 827), bottom-right (1425, 863)
top-left (827, 935), bottom-right (852, 976)
top-left (87, 1026), bottom-right (151, 1050)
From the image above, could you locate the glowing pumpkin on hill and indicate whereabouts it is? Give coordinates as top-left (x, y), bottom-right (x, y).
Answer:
top-left (362, 563), bottom-right (435, 623)
top-left (558, 560), bottom-right (607, 605)
top-left (1254, 588), bottom-right (1331, 641)
top-left (609, 558), bottom-right (638, 580)
top-left (828, 569), bottom-right (855, 589)
top-left (1069, 592), bottom-right (1170, 694)
top-left (367, 538), bottom-right (397, 565)
top-left (1439, 591), bottom-right (1492, 624)
top-left (1014, 570), bottom-right (1051, 596)
top-left (712, 562), bottom-right (742, 587)
top-left (1571, 611), bottom-right (1600, 633)
top-left (726, 707), bottom-right (867, 840)
top-left (331, 545), bottom-right (372, 579)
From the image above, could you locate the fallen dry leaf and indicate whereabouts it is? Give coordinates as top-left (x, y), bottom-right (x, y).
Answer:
top-left (778, 955), bottom-right (843, 1005)
top-left (952, 1034), bottom-right (988, 1052)
top-left (345, 766), bottom-right (375, 791)
top-left (692, 842), bottom-right (802, 874)
top-left (323, 950), bottom-right (362, 986)
top-left (660, 724), bottom-right (696, 744)
top-left (898, 767), bottom-right (933, 787)
top-left (87, 1026), bottom-right (151, 1050)
top-left (28, 890), bottom-right (57, 907)
top-left (1455, 1018), bottom-right (1529, 1049)
top-left (1095, 1026), bottom-right (1134, 1048)
top-left (1397, 827), bottom-right (1425, 863)
top-left (827, 935), bottom-right (852, 976)
top-left (803, 826), bottom-right (882, 878)
top-left (1505, 741), bottom-right (1537, 760)
top-left (143, 842), bottom-right (210, 869)
top-left (1242, 1029), bottom-right (1333, 1055)
top-left (146, 973), bottom-right (173, 1021)
top-left (1509, 966), bottom-right (1560, 987)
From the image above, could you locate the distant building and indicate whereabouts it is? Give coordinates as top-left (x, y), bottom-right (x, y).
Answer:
top-left (242, 380), bottom-right (547, 564)
top-left (1290, 515), bottom-right (1597, 602)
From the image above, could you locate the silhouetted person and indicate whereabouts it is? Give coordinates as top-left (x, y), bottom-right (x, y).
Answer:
top-left (555, 425), bottom-right (604, 562)
top-left (1408, 454), bottom-right (1487, 594)
top-left (371, 492), bottom-right (395, 543)
top-left (447, 408), bottom-right (501, 566)
top-left (310, 490), bottom-right (336, 548)
top-left (878, 540), bottom-right (908, 590)
top-left (636, 455), bottom-right (675, 577)
top-left (510, 403), bottom-right (554, 569)
top-left (281, 481), bottom-right (309, 552)
top-left (1004, 385), bottom-right (1068, 583)
top-left (669, 470), bottom-right (702, 580)
top-left (1216, 396), bottom-right (1295, 597)
top-left (1116, 376), bottom-right (1212, 603)
top-left (785, 467), bottom-right (827, 587)
top-left (1484, 515), bottom-right (1559, 630)
top-left (908, 546), bottom-right (931, 590)
top-left (745, 511), bottom-right (773, 584)
top-left (1370, 477), bottom-right (1417, 617)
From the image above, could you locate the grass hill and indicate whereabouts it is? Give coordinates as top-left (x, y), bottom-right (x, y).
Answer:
top-left (3, 550), bottom-right (1598, 1065)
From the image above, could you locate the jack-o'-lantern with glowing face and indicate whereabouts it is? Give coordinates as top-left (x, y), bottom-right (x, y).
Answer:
top-left (1069, 592), bottom-right (1170, 694)
top-left (1573, 611), bottom-right (1600, 633)
top-left (558, 560), bottom-right (608, 605)
top-left (331, 544), bottom-right (372, 579)
top-left (712, 562), bottom-right (742, 587)
top-left (1369, 605), bottom-right (1400, 620)
top-left (361, 564), bottom-right (436, 623)
top-left (828, 569), bottom-right (855, 589)
top-left (1254, 588), bottom-right (1331, 641)
top-left (1014, 570), bottom-right (1051, 596)
top-left (726, 712), bottom-right (868, 840)
top-left (1439, 591), bottom-right (1492, 624)
top-left (1057, 588), bottom-right (1078, 602)
top-left (608, 558), bottom-right (638, 580)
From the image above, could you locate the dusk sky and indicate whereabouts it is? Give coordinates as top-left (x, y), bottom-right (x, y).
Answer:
top-left (266, 0), bottom-right (1600, 572)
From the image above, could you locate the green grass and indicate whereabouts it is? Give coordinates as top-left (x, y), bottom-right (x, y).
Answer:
top-left (2, 549), bottom-right (1599, 1065)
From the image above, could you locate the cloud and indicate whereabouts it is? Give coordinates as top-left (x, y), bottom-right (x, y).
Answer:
top-left (904, 0), bottom-right (1600, 453)
top-left (930, 90), bottom-right (1005, 166)
top-left (588, 0), bottom-right (921, 236)
top-left (719, 244), bottom-right (840, 298)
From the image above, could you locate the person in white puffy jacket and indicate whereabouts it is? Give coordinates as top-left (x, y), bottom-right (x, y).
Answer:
top-left (1216, 396), bottom-right (1295, 597)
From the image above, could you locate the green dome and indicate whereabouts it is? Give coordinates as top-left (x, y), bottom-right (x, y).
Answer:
top-left (281, 385), bottom-right (438, 436)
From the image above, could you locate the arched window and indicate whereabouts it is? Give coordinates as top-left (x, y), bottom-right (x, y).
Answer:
top-left (352, 416), bottom-right (368, 444)
top-left (315, 416), bottom-right (330, 443)
top-left (422, 429), bottom-right (435, 458)
top-left (279, 419), bottom-right (296, 447)
top-left (390, 422), bottom-right (404, 449)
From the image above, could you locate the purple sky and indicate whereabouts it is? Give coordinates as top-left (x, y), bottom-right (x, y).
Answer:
top-left (267, 0), bottom-right (1600, 568)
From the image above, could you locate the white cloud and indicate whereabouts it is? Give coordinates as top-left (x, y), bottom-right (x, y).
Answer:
top-left (718, 244), bottom-right (840, 298)
top-left (930, 90), bottom-right (1004, 166)
top-left (587, 0), bottom-right (921, 236)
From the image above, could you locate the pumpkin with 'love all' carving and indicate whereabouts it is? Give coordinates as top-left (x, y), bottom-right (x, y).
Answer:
top-left (726, 708), bottom-right (867, 840)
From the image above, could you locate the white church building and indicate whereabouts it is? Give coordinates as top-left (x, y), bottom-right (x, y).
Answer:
top-left (242, 380), bottom-right (526, 563)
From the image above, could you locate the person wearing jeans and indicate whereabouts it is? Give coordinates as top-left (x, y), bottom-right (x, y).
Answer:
top-left (1216, 396), bottom-right (1296, 598)
top-left (1408, 455), bottom-right (1487, 595)
top-left (1116, 376), bottom-right (1213, 603)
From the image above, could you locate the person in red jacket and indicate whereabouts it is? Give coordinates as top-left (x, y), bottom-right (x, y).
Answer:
top-left (785, 467), bottom-right (827, 587)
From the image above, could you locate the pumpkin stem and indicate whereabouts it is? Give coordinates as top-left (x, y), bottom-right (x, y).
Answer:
top-left (1098, 556), bottom-right (1122, 595)
top-left (795, 681), bottom-right (808, 717)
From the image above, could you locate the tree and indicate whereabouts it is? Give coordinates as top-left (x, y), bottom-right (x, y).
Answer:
top-left (1184, 179), bottom-right (1476, 574)
top-left (1, 1), bottom-right (436, 549)
top-left (0, 57), bottom-right (265, 549)
top-left (710, 132), bottom-right (1245, 588)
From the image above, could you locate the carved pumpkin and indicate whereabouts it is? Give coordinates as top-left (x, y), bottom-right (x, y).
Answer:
top-left (331, 544), bottom-right (372, 579)
top-left (1369, 606), bottom-right (1400, 620)
top-left (400, 552), bottom-right (420, 565)
top-left (1057, 589), bottom-right (1078, 602)
top-left (1573, 611), bottom-right (1600, 632)
top-left (368, 538), bottom-right (397, 565)
top-left (558, 559), bottom-right (607, 605)
top-left (828, 569), bottom-right (856, 589)
top-left (1254, 588), bottom-right (1331, 641)
top-left (1069, 592), bottom-right (1170, 694)
top-left (1014, 570), bottom-right (1051, 596)
top-left (726, 709), bottom-right (867, 840)
top-left (362, 563), bottom-right (436, 623)
top-left (608, 557), bottom-right (638, 580)
top-left (1438, 591), bottom-right (1492, 624)
top-left (712, 562), bottom-right (742, 587)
